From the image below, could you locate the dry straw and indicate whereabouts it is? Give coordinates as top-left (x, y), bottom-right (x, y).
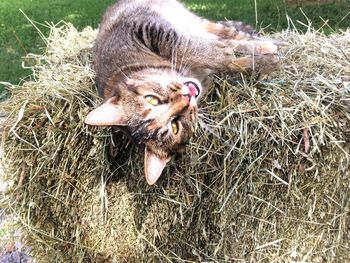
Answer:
top-left (1, 21), bottom-right (350, 262)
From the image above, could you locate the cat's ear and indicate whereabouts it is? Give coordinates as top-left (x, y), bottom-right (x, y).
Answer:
top-left (144, 148), bottom-right (171, 185)
top-left (85, 97), bottom-right (127, 126)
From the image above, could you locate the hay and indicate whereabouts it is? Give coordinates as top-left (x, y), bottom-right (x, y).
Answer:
top-left (1, 22), bottom-right (350, 262)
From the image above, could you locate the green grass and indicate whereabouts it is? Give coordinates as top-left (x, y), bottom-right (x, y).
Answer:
top-left (184, 0), bottom-right (350, 31)
top-left (0, 225), bottom-right (8, 239)
top-left (0, 0), bottom-right (115, 99)
top-left (0, 0), bottom-right (349, 99)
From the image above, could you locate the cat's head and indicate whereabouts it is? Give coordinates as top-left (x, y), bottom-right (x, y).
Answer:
top-left (85, 69), bottom-right (202, 185)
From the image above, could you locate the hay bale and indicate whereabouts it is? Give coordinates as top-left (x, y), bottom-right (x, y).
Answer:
top-left (1, 22), bottom-right (350, 262)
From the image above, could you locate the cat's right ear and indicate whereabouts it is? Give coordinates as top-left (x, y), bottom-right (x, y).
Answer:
top-left (85, 97), bottom-right (127, 126)
top-left (144, 148), bottom-right (171, 185)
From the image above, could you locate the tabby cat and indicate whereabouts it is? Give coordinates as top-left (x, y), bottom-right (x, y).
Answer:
top-left (85, 0), bottom-right (282, 185)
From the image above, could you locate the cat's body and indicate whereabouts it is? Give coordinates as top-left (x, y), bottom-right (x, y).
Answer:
top-left (85, 0), bottom-right (281, 185)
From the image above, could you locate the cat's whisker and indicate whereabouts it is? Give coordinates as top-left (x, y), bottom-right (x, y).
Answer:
top-left (171, 39), bottom-right (178, 79)
top-left (179, 63), bottom-right (191, 77)
top-left (179, 38), bottom-right (202, 78)
top-left (116, 66), bottom-right (130, 80)
top-left (178, 38), bottom-right (190, 76)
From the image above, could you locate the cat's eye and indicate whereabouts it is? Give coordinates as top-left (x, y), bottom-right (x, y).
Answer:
top-left (145, 95), bottom-right (160, 106)
top-left (171, 121), bottom-right (179, 135)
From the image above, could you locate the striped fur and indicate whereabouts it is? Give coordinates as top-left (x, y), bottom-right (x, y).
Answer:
top-left (89, 0), bottom-right (282, 184)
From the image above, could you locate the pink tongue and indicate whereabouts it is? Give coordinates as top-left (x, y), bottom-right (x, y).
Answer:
top-left (187, 83), bottom-right (198, 97)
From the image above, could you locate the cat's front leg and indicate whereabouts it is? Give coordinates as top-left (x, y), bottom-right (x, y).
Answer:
top-left (201, 20), bottom-right (285, 74)
top-left (203, 20), bottom-right (286, 50)
top-left (179, 38), bottom-right (280, 75)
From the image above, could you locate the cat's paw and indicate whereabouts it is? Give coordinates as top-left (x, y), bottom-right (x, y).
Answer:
top-left (230, 53), bottom-right (281, 75)
top-left (225, 37), bottom-right (288, 57)
top-left (227, 39), bottom-right (279, 57)
top-left (254, 53), bottom-right (281, 75)
top-left (254, 36), bottom-right (289, 50)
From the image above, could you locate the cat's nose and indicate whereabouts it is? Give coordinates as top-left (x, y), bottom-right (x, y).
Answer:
top-left (182, 81), bottom-right (200, 103)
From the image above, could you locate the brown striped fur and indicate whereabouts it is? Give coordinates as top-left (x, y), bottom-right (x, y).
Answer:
top-left (86, 0), bottom-right (283, 184)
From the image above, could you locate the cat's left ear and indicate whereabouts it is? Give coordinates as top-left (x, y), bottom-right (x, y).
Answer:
top-left (144, 148), bottom-right (171, 185)
top-left (85, 97), bottom-right (127, 126)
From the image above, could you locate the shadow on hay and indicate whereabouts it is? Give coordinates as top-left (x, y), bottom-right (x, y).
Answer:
top-left (105, 128), bottom-right (221, 258)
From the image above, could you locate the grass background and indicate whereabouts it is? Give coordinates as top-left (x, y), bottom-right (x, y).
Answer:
top-left (0, 0), bottom-right (349, 99)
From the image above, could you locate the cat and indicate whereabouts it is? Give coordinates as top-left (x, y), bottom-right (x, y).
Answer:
top-left (85, 0), bottom-right (282, 185)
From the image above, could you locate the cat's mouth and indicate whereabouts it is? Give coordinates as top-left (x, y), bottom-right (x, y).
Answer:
top-left (182, 81), bottom-right (201, 101)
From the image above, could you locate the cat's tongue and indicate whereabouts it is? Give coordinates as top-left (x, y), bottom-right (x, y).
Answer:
top-left (184, 81), bottom-right (199, 98)
top-left (187, 83), bottom-right (198, 97)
